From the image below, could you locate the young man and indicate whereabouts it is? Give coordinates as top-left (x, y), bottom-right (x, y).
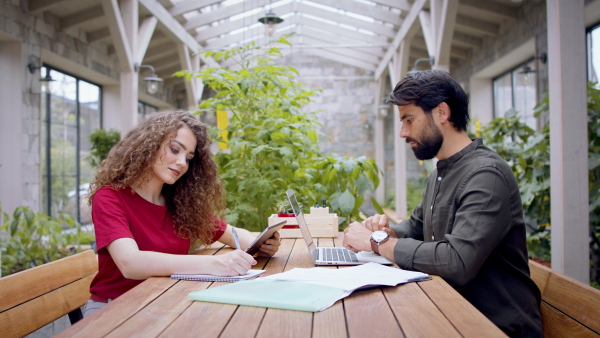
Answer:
top-left (343, 70), bottom-right (543, 337)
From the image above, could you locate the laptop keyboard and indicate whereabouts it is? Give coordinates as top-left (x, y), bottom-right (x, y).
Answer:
top-left (323, 248), bottom-right (359, 262)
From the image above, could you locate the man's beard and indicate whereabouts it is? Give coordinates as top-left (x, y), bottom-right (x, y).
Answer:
top-left (406, 120), bottom-right (443, 160)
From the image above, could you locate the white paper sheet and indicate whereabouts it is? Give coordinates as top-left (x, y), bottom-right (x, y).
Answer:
top-left (261, 262), bottom-right (429, 291)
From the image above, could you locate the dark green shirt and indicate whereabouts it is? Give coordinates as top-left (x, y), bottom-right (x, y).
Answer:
top-left (391, 138), bottom-right (543, 337)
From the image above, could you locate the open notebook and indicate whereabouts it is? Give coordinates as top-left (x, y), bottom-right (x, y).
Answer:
top-left (171, 269), bottom-right (265, 282)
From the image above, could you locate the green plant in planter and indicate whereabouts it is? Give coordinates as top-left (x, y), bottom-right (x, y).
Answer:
top-left (0, 205), bottom-right (94, 276)
top-left (177, 37), bottom-right (381, 231)
top-left (88, 128), bottom-right (121, 168)
top-left (177, 37), bottom-right (322, 230)
top-left (275, 198), bottom-right (295, 215)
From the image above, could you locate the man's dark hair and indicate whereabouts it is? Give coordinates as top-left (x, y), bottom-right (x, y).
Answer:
top-left (386, 70), bottom-right (470, 131)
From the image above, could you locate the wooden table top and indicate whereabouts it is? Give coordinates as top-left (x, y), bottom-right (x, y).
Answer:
top-left (58, 234), bottom-right (506, 337)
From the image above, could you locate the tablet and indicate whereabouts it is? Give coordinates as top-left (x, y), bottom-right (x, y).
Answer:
top-left (245, 220), bottom-right (287, 255)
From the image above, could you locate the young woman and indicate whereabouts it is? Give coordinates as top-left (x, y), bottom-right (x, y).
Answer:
top-left (83, 111), bottom-right (280, 316)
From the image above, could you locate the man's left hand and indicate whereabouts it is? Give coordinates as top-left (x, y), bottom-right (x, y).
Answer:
top-left (342, 221), bottom-right (373, 253)
top-left (257, 231), bottom-right (281, 257)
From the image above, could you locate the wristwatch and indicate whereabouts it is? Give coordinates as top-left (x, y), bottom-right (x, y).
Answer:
top-left (370, 230), bottom-right (389, 255)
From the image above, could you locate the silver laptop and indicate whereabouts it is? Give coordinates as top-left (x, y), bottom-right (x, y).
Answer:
top-left (286, 189), bottom-right (393, 266)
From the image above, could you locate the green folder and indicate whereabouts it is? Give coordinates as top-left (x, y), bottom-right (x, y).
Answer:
top-left (188, 279), bottom-right (349, 312)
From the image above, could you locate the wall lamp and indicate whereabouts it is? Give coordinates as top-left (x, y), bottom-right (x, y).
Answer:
top-left (517, 52), bottom-right (547, 84)
top-left (27, 62), bottom-right (55, 92)
top-left (134, 63), bottom-right (163, 95)
top-left (407, 57), bottom-right (435, 75)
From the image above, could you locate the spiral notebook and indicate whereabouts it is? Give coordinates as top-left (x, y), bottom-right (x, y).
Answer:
top-left (171, 269), bottom-right (266, 282)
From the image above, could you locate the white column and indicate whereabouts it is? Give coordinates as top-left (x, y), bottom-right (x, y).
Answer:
top-left (120, 0), bottom-right (138, 132)
top-left (547, 0), bottom-right (589, 283)
top-left (0, 42), bottom-right (24, 213)
top-left (389, 41), bottom-right (412, 221)
top-left (374, 76), bottom-right (386, 203)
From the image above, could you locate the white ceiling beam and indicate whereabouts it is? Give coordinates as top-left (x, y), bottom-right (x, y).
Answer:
top-left (301, 36), bottom-right (380, 65)
top-left (455, 14), bottom-right (498, 36)
top-left (412, 38), bottom-right (469, 60)
top-left (184, 0), bottom-right (271, 30)
top-left (101, 0), bottom-right (134, 72)
top-left (434, 0), bottom-right (459, 70)
top-left (302, 28), bottom-right (385, 56)
top-left (204, 25), bottom-right (265, 49)
top-left (419, 10), bottom-right (435, 57)
top-left (169, 0), bottom-right (221, 17)
top-left (177, 44), bottom-right (198, 109)
top-left (314, 0), bottom-right (403, 25)
top-left (150, 54), bottom-right (180, 69)
top-left (138, 0), bottom-right (218, 67)
top-left (298, 16), bottom-right (389, 45)
top-left (302, 49), bottom-right (377, 72)
top-left (28, 0), bottom-right (68, 14)
top-left (136, 16), bottom-right (158, 64)
top-left (460, 0), bottom-right (518, 21)
top-left (61, 5), bottom-right (104, 30)
top-left (372, 0), bottom-right (412, 12)
top-left (144, 49), bottom-right (177, 64)
top-left (297, 2), bottom-right (397, 39)
top-left (375, 0), bottom-right (426, 79)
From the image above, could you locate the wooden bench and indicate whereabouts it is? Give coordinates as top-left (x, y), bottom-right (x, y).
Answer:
top-left (528, 259), bottom-right (600, 337)
top-left (0, 249), bottom-right (97, 337)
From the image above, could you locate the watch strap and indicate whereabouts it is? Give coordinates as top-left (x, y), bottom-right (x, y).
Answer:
top-left (370, 238), bottom-right (380, 255)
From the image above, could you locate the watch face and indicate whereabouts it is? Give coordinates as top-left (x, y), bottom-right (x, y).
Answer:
top-left (371, 230), bottom-right (388, 242)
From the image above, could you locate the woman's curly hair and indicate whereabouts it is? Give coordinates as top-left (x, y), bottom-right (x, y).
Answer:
top-left (88, 111), bottom-right (225, 247)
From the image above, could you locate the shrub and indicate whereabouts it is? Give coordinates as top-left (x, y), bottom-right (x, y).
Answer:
top-left (0, 205), bottom-right (94, 276)
top-left (480, 82), bottom-right (600, 285)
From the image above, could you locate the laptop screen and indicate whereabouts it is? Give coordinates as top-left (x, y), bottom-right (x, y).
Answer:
top-left (286, 189), bottom-right (317, 253)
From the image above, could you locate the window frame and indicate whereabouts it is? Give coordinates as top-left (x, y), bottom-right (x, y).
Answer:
top-left (41, 64), bottom-right (103, 223)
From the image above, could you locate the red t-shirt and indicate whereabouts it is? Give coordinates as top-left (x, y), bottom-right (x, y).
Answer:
top-left (89, 186), bottom-right (225, 300)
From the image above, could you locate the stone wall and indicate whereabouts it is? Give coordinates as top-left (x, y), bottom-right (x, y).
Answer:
top-left (288, 53), bottom-right (377, 158)
top-left (282, 53), bottom-right (424, 205)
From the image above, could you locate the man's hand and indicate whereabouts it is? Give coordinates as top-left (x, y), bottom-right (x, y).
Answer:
top-left (256, 231), bottom-right (281, 257)
top-left (364, 214), bottom-right (397, 238)
top-left (342, 221), bottom-right (374, 253)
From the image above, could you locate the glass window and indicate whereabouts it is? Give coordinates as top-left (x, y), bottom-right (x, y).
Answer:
top-left (41, 66), bottom-right (101, 224)
top-left (493, 59), bottom-right (538, 130)
top-left (137, 101), bottom-right (158, 123)
top-left (588, 24), bottom-right (600, 85)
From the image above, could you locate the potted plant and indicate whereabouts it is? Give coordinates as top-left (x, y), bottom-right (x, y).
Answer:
top-left (276, 199), bottom-right (295, 217)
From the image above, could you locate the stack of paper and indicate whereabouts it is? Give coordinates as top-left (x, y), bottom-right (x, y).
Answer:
top-left (261, 262), bottom-right (429, 291)
top-left (188, 263), bottom-right (429, 312)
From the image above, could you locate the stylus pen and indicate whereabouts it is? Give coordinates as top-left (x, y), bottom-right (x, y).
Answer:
top-left (232, 227), bottom-right (241, 250)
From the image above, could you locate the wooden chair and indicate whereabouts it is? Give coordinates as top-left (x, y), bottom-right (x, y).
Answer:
top-left (0, 249), bottom-right (97, 337)
top-left (528, 259), bottom-right (600, 337)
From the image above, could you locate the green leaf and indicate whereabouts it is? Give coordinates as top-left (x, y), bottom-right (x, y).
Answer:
top-left (371, 197), bottom-right (385, 215)
top-left (338, 190), bottom-right (355, 215)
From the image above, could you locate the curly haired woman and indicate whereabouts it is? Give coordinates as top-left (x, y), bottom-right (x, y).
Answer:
top-left (83, 111), bottom-right (280, 317)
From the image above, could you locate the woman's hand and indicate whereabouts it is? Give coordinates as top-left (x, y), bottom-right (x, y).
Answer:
top-left (212, 250), bottom-right (257, 276)
top-left (256, 231), bottom-right (281, 257)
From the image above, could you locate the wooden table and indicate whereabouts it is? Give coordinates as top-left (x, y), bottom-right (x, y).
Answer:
top-left (58, 235), bottom-right (506, 337)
